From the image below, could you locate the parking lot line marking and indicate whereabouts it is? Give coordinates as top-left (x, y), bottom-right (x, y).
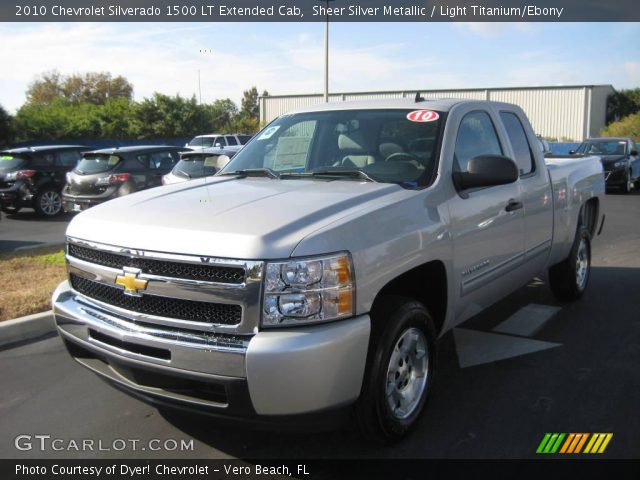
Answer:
top-left (492, 304), bottom-right (561, 337)
top-left (453, 328), bottom-right (561, 368)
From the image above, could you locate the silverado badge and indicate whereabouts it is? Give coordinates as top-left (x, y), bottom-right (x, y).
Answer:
top-left (115, 267), bottom-right (148, 297)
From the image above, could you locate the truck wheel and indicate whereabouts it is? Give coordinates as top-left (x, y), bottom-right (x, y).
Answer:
top-left (549, 226), bottom-right (591, 301)
top-left (35, 188), bottom-right (63, 217)
top-left (356, 296), bottom-right (436, 443)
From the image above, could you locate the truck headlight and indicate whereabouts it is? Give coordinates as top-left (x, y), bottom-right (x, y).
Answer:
top-left (262, 253), bottom-right (355, 327)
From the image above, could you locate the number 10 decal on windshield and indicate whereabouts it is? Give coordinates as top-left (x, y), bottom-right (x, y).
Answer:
top-left (406, 110), bottom-right (439, 122)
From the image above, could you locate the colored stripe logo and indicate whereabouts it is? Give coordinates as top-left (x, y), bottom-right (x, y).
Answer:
top-left (536, 433), bottom-right (613, 454)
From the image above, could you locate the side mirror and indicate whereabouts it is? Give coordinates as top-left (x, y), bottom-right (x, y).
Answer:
top-left (631, 150), bottom-right (638, 156)
top-left (214, 143), bottom-right (223, 149)
top-left (453, 155), bottom-right (519, 190)
top-left (569, 149), bottom-right (576, 154)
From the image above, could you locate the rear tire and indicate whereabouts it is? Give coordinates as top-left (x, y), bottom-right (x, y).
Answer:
top-left (34, 188), bottom-right (63, 217)
top-left (356, 296), bottom-right (436, 443)
top-left (549, 226), bottom-right (591, 301)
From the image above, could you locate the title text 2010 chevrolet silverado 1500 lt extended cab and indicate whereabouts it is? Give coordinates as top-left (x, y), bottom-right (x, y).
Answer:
top-left (53, 99), bottom-right (604, 442)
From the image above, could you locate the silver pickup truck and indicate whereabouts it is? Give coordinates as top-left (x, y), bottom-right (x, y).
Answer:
top-left (53, 99), bottom-right (605, 442)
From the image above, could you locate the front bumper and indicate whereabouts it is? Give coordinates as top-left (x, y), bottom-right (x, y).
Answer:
top-left (52, 281), bottom-right (370, 418)
top-left (603, 168), bottom-right (628, 186)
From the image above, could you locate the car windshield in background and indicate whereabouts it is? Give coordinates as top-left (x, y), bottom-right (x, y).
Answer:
top-left (0, 154), bottom-right (27, 170)
top-left (220, 109), bottom-right (443, 187)
top-left (576, 140), bottom-right (627, 155)
top-left (75, 154), bottom-right (122, 174)
top-left (188, 137), bottom-right (215, 148)
top-left (175, 155), bottom-right (221, 178)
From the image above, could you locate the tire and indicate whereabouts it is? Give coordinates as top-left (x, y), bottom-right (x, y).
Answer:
top-left (1, 206), bottom-right (21, 214)
top-left (34, 188), bottom-right (63, 217)
top-left (548, 226), bottom-right (591, 301)
top-left (356, 296), bottom-right (436, 443)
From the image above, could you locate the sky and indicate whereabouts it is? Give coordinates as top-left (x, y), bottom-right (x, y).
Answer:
top-left (0, 21), bottom-right (639, 113)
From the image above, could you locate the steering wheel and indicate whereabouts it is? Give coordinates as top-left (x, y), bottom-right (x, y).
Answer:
top-left (385, 152), bottom-right (419, 162)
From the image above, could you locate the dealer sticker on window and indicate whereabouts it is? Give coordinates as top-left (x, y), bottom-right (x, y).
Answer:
top-left (257, 126), bottom-right (280, 140)
top-left (406, 110), bottom-right (439, 123)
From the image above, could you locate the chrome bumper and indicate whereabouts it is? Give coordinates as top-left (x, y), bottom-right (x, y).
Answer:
top-left (53, 281), bottom-right (370, 416)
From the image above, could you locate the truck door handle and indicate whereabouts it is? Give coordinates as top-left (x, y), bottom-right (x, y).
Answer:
top-left (505, 199), bottom-right (523, 212)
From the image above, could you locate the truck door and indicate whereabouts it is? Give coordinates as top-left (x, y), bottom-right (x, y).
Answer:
top-left (447, 109), bottom-right (526, 322)
top-left (499, 110), bottom-right (553, 277)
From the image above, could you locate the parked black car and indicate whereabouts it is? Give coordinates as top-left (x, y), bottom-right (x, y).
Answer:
top-left (0, 145), bottom-right (93, 217)
top-left (62, 145), bottom-right (182, 212)
top-left (571, 137), bottom-right (640, 193)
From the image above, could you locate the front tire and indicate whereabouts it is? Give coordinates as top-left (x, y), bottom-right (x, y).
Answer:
top-left (34, 188), bottom-right (63, 217)
top-left (549, 226), bottom-right (591, 301)
top-left (356, 296), bottom-right (436, 443)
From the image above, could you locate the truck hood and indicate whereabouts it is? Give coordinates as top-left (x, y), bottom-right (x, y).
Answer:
top-left (66, 176), bottom-right (404, 259)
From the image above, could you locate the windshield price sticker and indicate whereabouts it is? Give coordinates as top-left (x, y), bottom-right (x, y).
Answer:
top-left (257, 125), bottom-right (280, 140)
top-left (407, 110), bottom-right (439, 122)
top-left (203, 156), bottom-right (218, 167)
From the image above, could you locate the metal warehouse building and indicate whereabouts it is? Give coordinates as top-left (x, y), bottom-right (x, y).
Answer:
top-left (259, 85), bottom-right (614, 142)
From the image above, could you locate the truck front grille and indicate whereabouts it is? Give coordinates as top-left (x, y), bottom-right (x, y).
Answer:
top-left (70, 273), bottom-right (242, 325)
top-left (68, 243), bottom-right (245, 284)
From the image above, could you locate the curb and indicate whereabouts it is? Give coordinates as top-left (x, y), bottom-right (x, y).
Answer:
top-left (13, 242), bottom-right (65, 253)
top-left (0, 311), bottom-right (56, 347)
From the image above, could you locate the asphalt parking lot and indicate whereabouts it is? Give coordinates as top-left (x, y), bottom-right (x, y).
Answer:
top-left (0, 210), bottom-right (72, 253)
top-left (0, 190), bottom-right (639, 460)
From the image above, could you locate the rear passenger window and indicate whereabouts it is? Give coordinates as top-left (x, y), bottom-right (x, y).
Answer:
top-left (500, 112), bottom-right (535, 175)
top-left (454, 111), bottom-right (503, 173)
top-left (225, 136), bottom-right (238, 146)
top-left (32, 153), bottom-right (55, 168)
top-left (148, 151), bottom-right (176, 170)
top-left (57, 150), bottom-right (82, 167)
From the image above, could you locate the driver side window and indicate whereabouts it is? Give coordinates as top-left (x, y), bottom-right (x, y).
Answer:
top-left (454, 111), bottom-right (503, 173)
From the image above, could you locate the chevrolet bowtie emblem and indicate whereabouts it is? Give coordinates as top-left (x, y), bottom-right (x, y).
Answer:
top-left (115, 268), bottom-right (148, 297)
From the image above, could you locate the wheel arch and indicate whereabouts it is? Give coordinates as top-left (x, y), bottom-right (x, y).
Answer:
top-left (370, 260), bottom-right (448, 336)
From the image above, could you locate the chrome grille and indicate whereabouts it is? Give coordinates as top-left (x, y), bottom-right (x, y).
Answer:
top-left (68, 243), bottom-right (245, 284)
top-left (70, 273), bottom-right (242, 325)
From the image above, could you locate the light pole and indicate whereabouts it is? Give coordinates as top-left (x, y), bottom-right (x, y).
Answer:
top-left (319, 0), bottom-right (334, 103)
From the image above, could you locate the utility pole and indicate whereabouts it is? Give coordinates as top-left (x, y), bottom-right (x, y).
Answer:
top-left (320, 0), bottom-right (334, 103)
top-left (198, 69), bottom-right (202, 105)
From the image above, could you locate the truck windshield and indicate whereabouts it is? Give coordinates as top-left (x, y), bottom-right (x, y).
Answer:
top-left (75, 154), bottom-right (122, 174)
top-left (220, 109), bottom-right (443, 188)
top-left (188, 137), bottom-right (216, 148)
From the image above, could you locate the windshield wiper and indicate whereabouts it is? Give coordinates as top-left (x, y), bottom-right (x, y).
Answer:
top-left (220, 168), bottom-right (280, 179)
top-left (286, 169), bottom-right (376, 182)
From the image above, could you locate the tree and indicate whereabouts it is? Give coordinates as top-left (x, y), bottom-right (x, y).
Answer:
top-left (204, 99), bottom-right (239, 132)
top-left (240, 87), bottom-right (268, 120)
top-left (607, 88), bottom-right (640, 124)
top-left (601, 113), bottom-right (640, 141)
top-left (0, 105), bottom-right (13, 147)
top-left (131, 93), bottom-right (210, 138)
top-left (26, 71), bottom-right (133, 105)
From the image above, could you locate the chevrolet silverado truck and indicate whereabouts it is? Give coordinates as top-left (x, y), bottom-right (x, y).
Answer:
top-left (53, 99), bottom-right (605, 442)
